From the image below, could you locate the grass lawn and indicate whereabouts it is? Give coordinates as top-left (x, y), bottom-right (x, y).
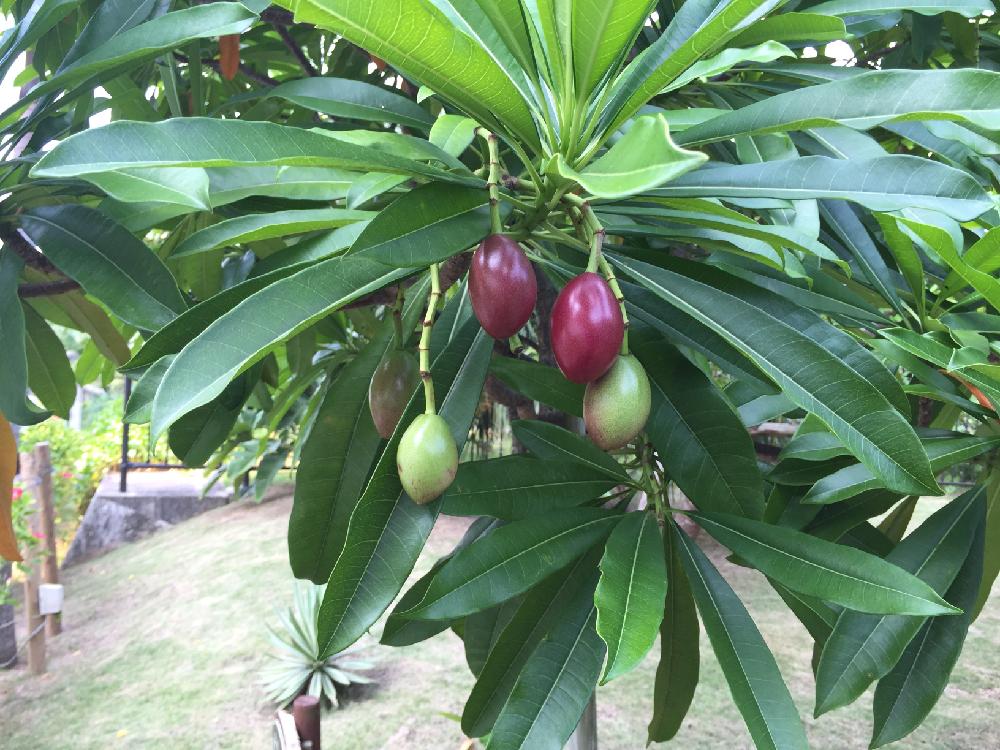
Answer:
top-left (1, 491), bottom-right (998, 749)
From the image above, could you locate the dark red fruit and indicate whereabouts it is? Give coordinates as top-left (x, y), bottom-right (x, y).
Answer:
top-left (469, 234), bottom-right (537, 339)
top-left (551, 272), bottom-right (624, 383)
top-left (369, 349), bottom-right (420, 439)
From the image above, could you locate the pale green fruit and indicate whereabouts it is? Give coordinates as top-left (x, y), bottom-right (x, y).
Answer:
top-left (583, 354), bottom-right (651, 450)
top-left (396, 413), bottom-right (458, 504)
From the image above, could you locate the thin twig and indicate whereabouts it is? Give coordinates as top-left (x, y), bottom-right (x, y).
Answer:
top-left (18, 280), bottom-right (81, 298)
top-left (276, 25), bottom-right (318, 77)
top-left (174, 53), bottom-right (277, 87)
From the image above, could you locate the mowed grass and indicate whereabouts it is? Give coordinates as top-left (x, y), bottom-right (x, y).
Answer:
top-left (1, 492), bottom-right (998, 749)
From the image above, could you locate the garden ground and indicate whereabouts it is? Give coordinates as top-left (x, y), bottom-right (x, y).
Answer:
top-left (0, 489), bottom-right (997, 749)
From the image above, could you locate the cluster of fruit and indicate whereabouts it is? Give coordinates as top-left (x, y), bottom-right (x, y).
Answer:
top-left (369, 234), bottom-right (651, 505)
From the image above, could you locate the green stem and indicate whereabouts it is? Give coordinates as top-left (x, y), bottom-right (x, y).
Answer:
top-left (391, 285), bottom-right (405, 349)
top-left (478, 128), bottom-right (503, 234)
top-left (419, 264), bottom-right (442, 415)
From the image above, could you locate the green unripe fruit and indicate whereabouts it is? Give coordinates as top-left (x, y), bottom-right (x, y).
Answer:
top-left (369, 349), bottom-right (420, 440)
top-left (583, 354), bottom-right (651, 451)
top-left (396, 413), bottom-right (458, 504)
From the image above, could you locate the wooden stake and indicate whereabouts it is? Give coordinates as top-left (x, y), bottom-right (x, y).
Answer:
top-left (18, 450), bottom-right (46, 676)
top-left (22, 443), bottom-right (59, 636)
top-left (292, 695), bottom-right (320, 750)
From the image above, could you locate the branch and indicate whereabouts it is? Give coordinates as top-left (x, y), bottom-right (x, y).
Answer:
top-left (0, 224), bottom-right (58, 274)
top-left (276, 25), bottom-right (319, 77)
top-left (173, 53), bottom-right (277, 88)
top-left (18, 279), bottom-right (80, 298)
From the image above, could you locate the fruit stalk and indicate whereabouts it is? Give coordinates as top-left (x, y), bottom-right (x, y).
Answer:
top-left (478, 128), bottom-right (503, 234)
top-left (391, 284), bottom-right (405, 349)
top-left (418, 264), bottom-right (442, 415)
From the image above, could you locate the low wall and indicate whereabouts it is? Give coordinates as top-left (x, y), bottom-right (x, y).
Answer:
top-left (63, 472), bottom-right (232, 567)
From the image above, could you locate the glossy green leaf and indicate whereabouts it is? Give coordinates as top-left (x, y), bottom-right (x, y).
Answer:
top-left (974, 468), bottom-right (1000, 618)
top-left (347, 182), bottom-right (492, 267)
top-left (571, 0), bottom-right (654, 95)
top-left (346, 173), bottom-right (407, 209)
top-left (0, 0), bottom-right (78, 80)
top-left (288, 329), bottom-right (395, 583)
top-left (171, 208), bottom-right (372, 258)
top-left (124, 356), bottom-right (172, 425)
top-left (675, 524), bottom-right (808, 750)
top-left (679, 69), bottom-right (1000, 146)
top-left (633, 325), bottom-right (765, 519)
top-left (484, 564), bottom-right (605, 749)
top-left (403, 509), bottom-right (619, 621)
top-left (871, 518), bottom-right (984, 748)
top-left (19, 205), bottom-right (186, 331)
top-left (429, 114), bottom-right (478, 157)
top-left (441, 456), bottom-right (616, 521)
top-left (267, 76), bottom-right (434, 130)
top-left (809, 0), bottom-right (987, 16)
top-left (647, 523), bottom-right (699, 744)
top-left (279, 0), bottom-right (540, 149)
top-left (82, 168), bottom-right (212, 211)
top-left (729, 12), bottom-right (847, 46)
top-left (31, 119), bottom-right (482, 188)
top-left (650, 156), bottom-right (991, 221)
top-left (695, 512), bottom-right (958, 615)
top-left (168, 367), bottom-right (259, 468)
top-left (612, 255), bottom-right (937, 496)
top-left (463, 551), bottom-right (600, 738)
top-left (803, 434), bottom-right (1000, 506)
top-left (28, 289), bottom-right (131, 366)
top-left (511, 420), bottom-right (629, 482)
top-left (316, 319), bottom-right (492, 656)
top-left (596, 512), bottom-right (666, 683)
top-left (488, 357), bottom-right (584, 417)
top-left (0, 251), bottom-right (48, 426)
top-left (463, 598), bottom-right (521, 678)
top-left (150, 255), bottom-right (411, 436)
top-left (22, 305), bottom-right (75, 420)
top-left (551, 114), bottom-right (706, 199)
top-left (815, 488), bottom-right (986, 715)
top-left (207, 167), bottom-right (354, 206)
top-left (664, 41), bottom-right (793, 93)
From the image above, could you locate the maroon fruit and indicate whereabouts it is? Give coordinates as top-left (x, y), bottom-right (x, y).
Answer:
top-left (469, 234), bottom-right (537, 339)
top-left (551, 272), bottom-right (624, 383)
top-left (369, 349), bottom-right (420, 439)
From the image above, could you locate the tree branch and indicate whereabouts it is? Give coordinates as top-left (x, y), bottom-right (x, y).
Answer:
top-left (173, 53), bottom-right (277, 88)
top-left (18, 279), bottom-right (81, 298)
top-left (276, 25), bottom-right (319, 77)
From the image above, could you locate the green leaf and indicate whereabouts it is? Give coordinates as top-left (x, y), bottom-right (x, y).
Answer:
top-left (484, 561), bottom-right (605, 749)
top-left (974, 468), bottom-right (1000, 618)
top-left (28, 289), bottom-right (131, 366)
top-left (22, 305), bottom-right (75, 420)
top-left (171, 208), bottom-right (372, 258)
top-left (316, 319), bottom-right (493, 656)
top-left (647, 523), bottom-right (700, 744)
top-left (0, 251), bottom-right (48, 426)
top-left (729, 12), bottom-right (847, 46)
top-left (347, 182), bottom-right (492, 267)
top-left (167, 367), bottom-right (259, 468)
top-left (870, 517), bottom-right (984, 748)
top-left (679, 70), bottom-right (1000, 145)
top-left (429, 114), bottom-right (478, 157)
top-left (81, 167), bottom-right (212, 211)
top-left (596, 512), bottom-right (666, 683)
top-left (440, 456), bottom-right (616, 521)
top-left (124, 356), bottom-right (173, 425)
top-left (19, 205), bottom-right (186, 331)
top-left (612, 255), bottom-right (937, 496)
top-left (31, 119), bottom-right (482, 188)
top-left (815, 488), bottom-right (986, 715)
top-left (803, 434), bottom-right (1000, 505)
top-left (288, 330), bottom-right (394, 583)
top-left (808, 0), bottom-right (988, 17)
top-left (551, 114), bottom-right (706, 199)
top-left (600, 0), bottom-right (785, 134)
top-left (0, 0), bottom-right (78, 80)
top-left (488, 356), bottom-right (584, 417)
top-left (3, 3), bottom-right (256, 123)
top-left (125, 266), bottom-right (304, 373)
top-left (633, 325), bottom-right (765, 518)
top-left (571, 0), bottom-right (654, 95)
top-left (207, 167), bottom-right (354, 206)
top-left (650, 156), bottom-right (991, 221)
top-left (281, 0), bottom-right (541, 149)
top-left (512, 420), bottom-right (629, 482)
top-left (266, 76), bottom-right (434, 130)
top-left (675, 523), bottom-right (808, 750)
top-left (695, 512), bottom-right (958, 616)
top-left (403, 508), bottom-right (619, 621)
top-left (663, 41), bottom-right (793, 93)
top-left (150, 254), bottom-right (410, 436)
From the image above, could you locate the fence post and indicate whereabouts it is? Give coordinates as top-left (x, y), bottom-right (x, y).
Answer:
top-left (22, 443), bottom-right (59, 637)
top-left (0, 562), bottom-right (14, 668)
top-left (292, 695), bottom-right (320, 750)
top-left (18, 449), bottom-right (46, 675)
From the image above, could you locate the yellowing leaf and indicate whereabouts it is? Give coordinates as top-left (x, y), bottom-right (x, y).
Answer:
top-left (0, 413), bottom-right (22, 562)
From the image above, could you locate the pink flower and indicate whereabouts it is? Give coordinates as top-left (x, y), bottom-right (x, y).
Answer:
top-left (60, 472), bottom-right (74, 480)
top-left (11, 487), bottom-right (22, 501)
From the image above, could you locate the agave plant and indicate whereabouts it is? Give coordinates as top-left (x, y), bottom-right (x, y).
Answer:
top-left (261, 582), bottom-right (375, 709)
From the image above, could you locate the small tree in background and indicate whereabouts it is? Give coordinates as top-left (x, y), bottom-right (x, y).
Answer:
top-left (3, 1), bottom-right (1000, 747)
